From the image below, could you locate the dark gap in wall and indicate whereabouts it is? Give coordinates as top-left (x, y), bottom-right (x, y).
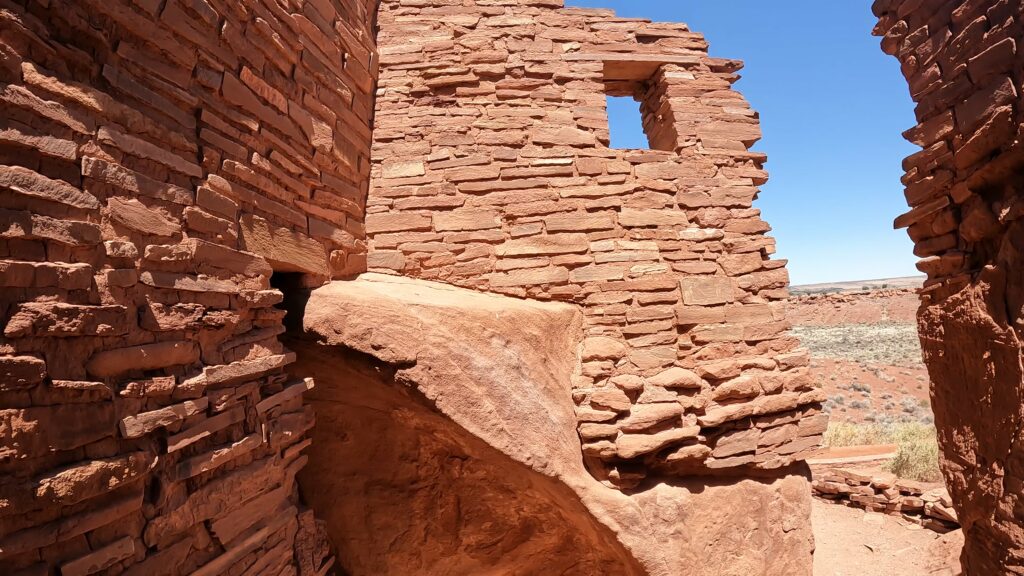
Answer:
top-left (270, 272), bottom-right (310, 334)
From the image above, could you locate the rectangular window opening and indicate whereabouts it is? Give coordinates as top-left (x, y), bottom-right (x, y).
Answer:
top-left (606, 95), bottom-right (651, 150)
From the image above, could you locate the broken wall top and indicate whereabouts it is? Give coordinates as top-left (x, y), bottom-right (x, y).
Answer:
top-left (367, 0), bottom-right (826, 486)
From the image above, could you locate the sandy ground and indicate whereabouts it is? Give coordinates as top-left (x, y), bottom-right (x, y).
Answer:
top-left (814, 358), bottom-right (931, 424)
top-left (813, 498), bottom-right (963, 576)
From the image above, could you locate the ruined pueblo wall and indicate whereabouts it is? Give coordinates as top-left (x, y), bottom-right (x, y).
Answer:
top-left (872, 0), bottom-right (1024, 573)
top-left (368, 0), bottom-right (826, 487)
top-left (0, 0), bottom-right (375, 573)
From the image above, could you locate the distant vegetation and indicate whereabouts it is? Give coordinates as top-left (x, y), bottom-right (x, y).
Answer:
top-left (824, 421), bottom-right (942, 482)
top-left (792, 323), bottom-right (922, 366)
top-left (788, 275), bottom-right (925, 295)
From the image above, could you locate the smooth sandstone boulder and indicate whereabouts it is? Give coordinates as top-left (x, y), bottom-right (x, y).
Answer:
top-left (298, 273), bottom-right (814, 576)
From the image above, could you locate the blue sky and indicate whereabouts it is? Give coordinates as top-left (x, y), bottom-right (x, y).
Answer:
top-left (568, 0), bottom-right (921, 285)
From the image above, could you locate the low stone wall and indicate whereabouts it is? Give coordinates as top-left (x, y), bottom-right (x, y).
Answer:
top-left (787, 288), bottom-right (920, 326)
top-left (813, 468), bottom-right (959, 533)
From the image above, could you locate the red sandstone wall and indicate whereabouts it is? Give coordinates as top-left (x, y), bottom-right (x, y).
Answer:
top-left (0, 0), bottom-right (375, 573)
top-left (368, 0), bottom-right (825, 487)
top-left (873, 0), bottom-right (1024, 573)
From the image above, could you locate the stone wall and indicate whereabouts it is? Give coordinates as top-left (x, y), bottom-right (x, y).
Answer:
top-left (367, 0), bottom-right (825, 487)
top-left (0, 0), bottom-right (375, 574)
top-left (812, 468), bottom-right (959, 533)
top-left (872, 0), bottom-right (1024, 573)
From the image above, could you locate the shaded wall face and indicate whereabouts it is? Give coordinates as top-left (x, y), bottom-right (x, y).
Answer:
top-left (292, 342), bottom-right (645, 576)
top-left (872, 0), bottom-right (1024, 573)
top-left (0, 0), bottom-right (374, 573)
top-left (368, 0), bottom-right (825, 487)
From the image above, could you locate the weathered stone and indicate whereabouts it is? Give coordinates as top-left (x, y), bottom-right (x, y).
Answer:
top-left (647, 367), bottom-right (703, 389)
top-left (679, 276), bottom-right (734, 305)
top-left (495, 234), bottom-right (589, 256)
top-left (617, 403), bottom-right (684, 432)
top-left (119, 398), bottom-right (208, 438)
top-left (4, 303), bottom-right (128, 338)
top-left (590, 388), bottom-right (631, 412)
top-left (300, 275), bottom-right (814, 574)
top-left (239, 214), bottom-right (327, 276)
top-left (107, 197), bottom-right (181, 237)
top-left (0, 355), bottom-right (46, 391)
top-left (61, 536), bottom-right (136, 576)
top-left (0, 164), bottom-right (99, 210)
top-left (0, 403), bottom-right (116, 460)
top-left (616, 426), bottom-right (699, 459)
top-left (532, 126), bottom-right (598, 147)
top-left (86, 341), bottom-right (199, 378)
top-left (582, 336), bottom-right (628, 360)
top-left (0, 209), bottom-right (101, 246)
top-left (619, 208), bottom-right (689, 228)
top-left (433, 209), bottom-right (500, 231)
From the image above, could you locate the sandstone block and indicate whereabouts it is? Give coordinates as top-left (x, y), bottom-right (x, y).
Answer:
top-left (590, 388), bottom-right (631, 412)
top-left (679, 276), bottom-right (734, 305)
top-left (83, 156), bottom-right (192, 205)
top-left (647, 367), bottom-right (703, 389)
top-left (610, 374), bottom-right (645, 392)
top-left (140, 271), bottom-right (239, 293)
top-left (107, 197), bottom-right (180, 237)
top-left (544, 212), bottom-right (615, 231)
top-left (0, 208), bottom-right (101, 246)
top-left (61, 536), bottom-right (136, 576)
top-left (619, 208), bottom-right (688, 227)
top-left (32, 452), bottom-right (152, 509)
top-left (616, 425), bottom-right (699, 459)
top-left (0, 403), bottom-right (115, 460)
top-left (365, 211), bottom-right (433, 234)
top-left (532, 126), bottom-right (597, 147)
top-left (675, 305), bottom-right (726, 325)
top-left (86, 341), bottom-right (199, 378)
top-left (4, 303), bottom-right (128, 338)
top-left (0, 355), bottom-right (46, 391)
top-left (712, 375), bottom-right (761, 401)
top-left (240, 213), bottom-right (328, 276)
top-left (582, 336), bottom-right (628, 360)
top-left (433, 209), bottom-right (500, 231)
top-left (140, 302), bottom-right (205, 331)
top-left (617, 402), bottom-right (683, 432)
top-left (579, 422), bottom-right (619, 440)
top-left (486, 266), bottom-right (568, 287)
top-left (98, 126), bottom-right (202, 177)
top-left (120, 397), bottom-right (209, 438)
top-left (0, 164), bottom-right (99, 210)
top-left (382, 160), bottom-right (426, 179)
top-left (496, 234), bottom-right (589, 256)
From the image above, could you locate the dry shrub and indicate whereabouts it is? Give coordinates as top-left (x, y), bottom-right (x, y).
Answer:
top-left (824, 421), bottom-right (942, 482)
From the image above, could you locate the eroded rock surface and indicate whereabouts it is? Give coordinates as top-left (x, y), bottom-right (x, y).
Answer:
top-left (873, 0), bottom-right (1024, 573)
top-left (297, 274), bottom-right (814, 576)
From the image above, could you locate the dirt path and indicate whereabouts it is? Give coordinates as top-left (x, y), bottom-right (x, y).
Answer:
top-left (813, 498), bottom-right (963, 576)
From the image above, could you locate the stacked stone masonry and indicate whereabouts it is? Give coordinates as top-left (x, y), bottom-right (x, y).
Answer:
top-left (812, 468), bottom-right (960, 533)
top-left (368, 0), bottom-right (825, 486)
top-left (0, 0), bottom-right (375, 574)
top-left (873, 0), bottom-right (1024, 574)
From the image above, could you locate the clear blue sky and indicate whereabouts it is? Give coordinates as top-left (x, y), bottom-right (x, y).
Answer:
top-left (568, 0), bottom-right (921, 285)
